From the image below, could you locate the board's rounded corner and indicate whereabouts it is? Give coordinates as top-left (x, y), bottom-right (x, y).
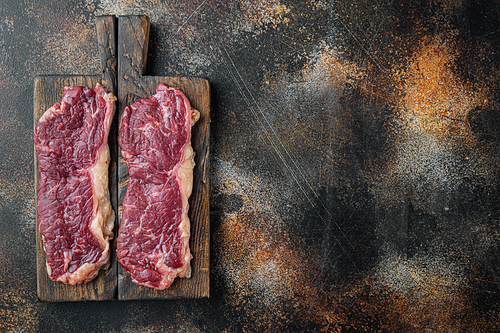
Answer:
top-left (37, 295), bottom-right (53, 303)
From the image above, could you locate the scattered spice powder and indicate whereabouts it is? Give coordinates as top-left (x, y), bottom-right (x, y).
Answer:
top-left (239, 0), bottom-right (290, 32)
top-left (398, 37), bottom-right (483, 141)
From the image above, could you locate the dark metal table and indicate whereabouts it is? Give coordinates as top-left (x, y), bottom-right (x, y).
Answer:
top-left (1, 0), bottom-right (499, 331)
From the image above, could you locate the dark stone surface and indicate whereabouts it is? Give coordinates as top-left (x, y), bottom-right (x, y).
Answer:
top-left (2, 0), bottom-right (500, 331)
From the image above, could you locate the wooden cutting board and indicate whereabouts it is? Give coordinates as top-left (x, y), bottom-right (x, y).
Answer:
top-left (33, 15), bottom-right (210, 302)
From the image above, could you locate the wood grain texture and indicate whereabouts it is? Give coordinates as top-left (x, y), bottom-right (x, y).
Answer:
top-left (34, 76), bottom-right (118, 302)
top-left (96, 15), bottom-right (118, 97)
top-left (34, 16), bottom-right (119, 302)
top-left (117, 15), bottom-right (210, 300)
top-left (96, 15), bottom-right (120, 298)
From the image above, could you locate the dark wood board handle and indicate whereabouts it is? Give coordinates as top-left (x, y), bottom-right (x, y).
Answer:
top-left (96, 15), bottom-right (118, 96)
top-left (117, 15), bottom-right (210, 300)
top-left (118, 15), bottom-right (150, 103)
top-left (34, 16), bottom-right (119, 302)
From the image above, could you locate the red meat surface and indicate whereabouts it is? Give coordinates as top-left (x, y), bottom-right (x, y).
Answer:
top-left (35, 83), bottom-right (116, 285)
top-left (117, 83), bottom-right (198, 290)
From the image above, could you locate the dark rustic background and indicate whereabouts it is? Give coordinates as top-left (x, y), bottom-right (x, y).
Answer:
top-left (2, 0), bottom-right (500, 331)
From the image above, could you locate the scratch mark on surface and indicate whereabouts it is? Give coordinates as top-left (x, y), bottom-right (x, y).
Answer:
top-left (210, 41), bottom-right (376, 328)
top-left (212, 40), bottom-right (360, 275)
top-left (175, 0), bottom-right (208, 35)
top-left (359, 1), bottom-right (389, 69)
top-left (334, 11), bottom-right (388, 72)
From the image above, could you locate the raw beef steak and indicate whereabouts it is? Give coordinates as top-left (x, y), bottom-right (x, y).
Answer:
top-left (35, 83), bottom-right (116, 285)
top-left (117, 83), bottom-right (199, 290)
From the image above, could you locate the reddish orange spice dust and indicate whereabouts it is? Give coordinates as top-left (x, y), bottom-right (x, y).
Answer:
top-left (301, 49), bottom-right (364, 90)
top-left (215, 206), bottom-right (500, 331)
top-left (239, 0), bottom-right (290, 31)
top-left (398, 38), bottom-right (483, 141)
top-left (215, 211), bottom-right (300, 306)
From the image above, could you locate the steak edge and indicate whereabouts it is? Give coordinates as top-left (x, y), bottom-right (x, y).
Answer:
top-left (117, 83), bottom-right (199, 290)
top-left (35, 83), bottom-right (116, 285)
